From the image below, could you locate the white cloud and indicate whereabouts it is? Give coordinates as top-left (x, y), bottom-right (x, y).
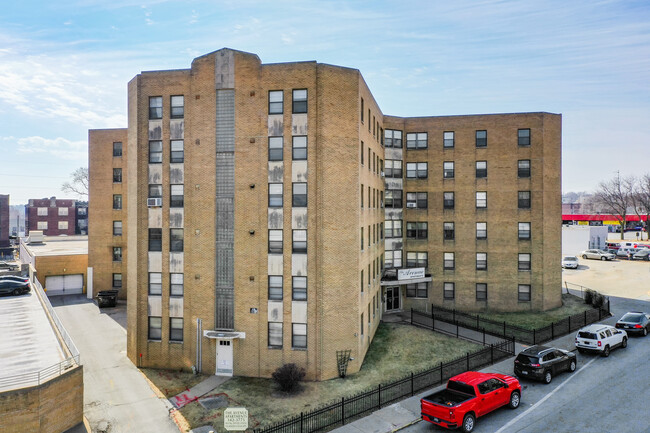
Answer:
top-left (11, 136), bottom-right (87, 161)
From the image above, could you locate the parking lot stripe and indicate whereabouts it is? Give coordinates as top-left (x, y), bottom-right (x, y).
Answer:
top-left (494, 356), bottom-right (598, 433)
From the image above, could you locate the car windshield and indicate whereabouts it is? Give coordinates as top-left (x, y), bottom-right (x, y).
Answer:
top-left (578, 331), bottom-right (597, 339)
top-left (597, 250), bottom-right (610, 254)
top-left (563, 257), bottom-right (577, 261)
top-left (620, 313), bottom-right (643, 323)
top-left (515, 354), bottom-right (538, 364)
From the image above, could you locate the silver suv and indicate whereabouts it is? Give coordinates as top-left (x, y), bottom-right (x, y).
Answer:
top-left (575, 324), bottom-right (627, 357)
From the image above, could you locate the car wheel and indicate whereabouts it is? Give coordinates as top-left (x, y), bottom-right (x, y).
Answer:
top-left (543, 371), bottom-right (552, 384)
top-left (582, 254), bottom-right (588, 259)
top-left (569, 360), bottom-right (577, 372)
top-left (643, 328), bottom-right (648, 337)
top-left (601, 256), bottom-right (606, 261)
top-left (622, 337), bottom-right (627, 348)
top-left (461, 413), bottom-right (475, 433)
top-left (508, 391), bottom-right (521, 409)
top-left (12, 289), bottom-right (20, 296)
top-left (602, 345), bottom-right (610, 357)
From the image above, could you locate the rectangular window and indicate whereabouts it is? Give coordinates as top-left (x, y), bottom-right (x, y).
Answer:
top-left (149, 96), bottom-right (162, 119)
top-left (113, 221), bottom-right (123, 236)
top-left (444, 252), bottom-right (455, 270)
top-left (443, 192), bottom-right (454, 209)
top-left (406, 162), bottom-right (428, 179)
top-left (406, 282), bottom-right (428, 298)
top-left (444, 282), bottom-right (455, 300)
top-left (518, 191), bottom-right (531, 209)
top-left (519, 253), bottom-right (531, 271)
top-left (292, 89), bottom-right (307, 113)
top-left (361, 314), bottom-right (364, 337)
top-left (148, 317), bottom-right (162, 340)
top-left (476, 253), bottom-right (487, 270)
top-left (518, 159), bottom-right (531, 178)
top-left (416, 192), bottom-right (428, 209)
top-left (268, 137), bottom-right (283, 161)
top-left (518, 129), bottom-right (531, 146)
top-left (292, 323), bottom-right (307, 348)
top-left (170, 140), bottom-right (184, 163)
top-left (360, 269), bottom-right (364, 292)
top-left (519, 222), bottom-right (531, 240)
top-left (149, 140), bottom-right (163, 163)
top-left (385, 250), bottom-right (402, 268)
top-left (518, 284), bottom-right (531, 301)
top-left (268, 275), bottom-right (283, 300)
top-left (149, 273), bottom-right (162, 295)
top-left (268, 322), bottom-right (283, 348)
top-left (113, 247), bottom-right (122, 262)
top-left (476, 130), bottom-right (487, 147)
top-left (112, 273), bottom-right (122, 288)
top-left (170, 185), bottom-right (184, 207)
top-left (476, 191), bottom-right (487, 208)
top-left (268, 230), bottom-right (283, 254)
top-left (385, 220), bottom-right (402, 238)
top-left (443, 161), bottom-right (455, 179)
top-left (385, 190), bottom-right (402, 208)
top-left (360, 97), bottom-right (364, 122)
top-left (293, 136), bottom-right (307, 160)
top-left (113, 194), bottom-right (122, 210)
top-left (360, 184), bottom-right (364, 208)
top-left (149, 184), bottom-right (162, 198)
top-left (58, 207), bottom-right (69, 216)
top-left (293, 230), bottom-right (307, 253)
top-left (170, 318), bottom-right (183, 342)
top-left (406, 132), bottom-right (428, 149)
top-left (37, 221), bottom-right (48, 230)
top-left (170, 95), bottom-right (184, 118)
top-left (269, 90), bottom-right (283, 114)
top-left (37, 207), bottom-right (48, 216)
top-left (384, 129), bottom-right (403, 148)
top-left (443, 222), bottom-right (455, 240)
top-left (385, 160), bottom-right (403, 178)
top-left (113, 142), bottom-right (122, 157)
top-left (476, 161), bottom-right (487, 178)
top-left (360, 141), bottom-right (364, 165)
top-left (406, 252), bottom-right (428, 268)
top-left (360, 227), bottom-right (364, 250)
top-left (112, 168), bottom-right (122, 183)
top-left (292, 276), bottom-right (307, 301)
top-left (292, 183), bottom-right (307, 207)
top-left (443, 131), bottom-right (455, 148)
top-left (149, 228), bottom-right (162, 251)
top-left (170, 273), bottom-right (184, 297)
top-left (170, 229), bottom-right (183, 252)
top-left (476, 283), bottom-right (487, 300)
top-left (268, 183), bottom-right (283, 207)
top-left (476, 222), bottom-right (487, 240)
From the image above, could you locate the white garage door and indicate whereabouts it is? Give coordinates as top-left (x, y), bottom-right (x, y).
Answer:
top-left (45, 274), bottom-right (84, 296)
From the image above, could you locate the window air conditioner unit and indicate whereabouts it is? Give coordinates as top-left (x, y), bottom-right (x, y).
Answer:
top-left (380, 171), bottom-right (385, 178)
top-left (406, 203), bottom-right (417, 208)
top-left (147, 198), bottom-right (162, 207)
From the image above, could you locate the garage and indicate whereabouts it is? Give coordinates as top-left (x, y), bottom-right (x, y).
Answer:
top-left (44, 274), bottom-right (84, 296)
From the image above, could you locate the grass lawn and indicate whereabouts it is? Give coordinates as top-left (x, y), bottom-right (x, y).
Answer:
top-left (141, 368), bottom-right (210, 397)
top-left (169, 322), bottom-right (481, 431)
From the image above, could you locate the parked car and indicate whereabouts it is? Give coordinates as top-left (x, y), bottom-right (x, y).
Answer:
top-left (514, 345), bottom-right (577, 384)
top-left (0, 275), bottom-right (30, 283)
top-left (421, 371), bottom-right (521, 432)
top-left (0, 261), bottom-right (19, 271)
top-left (632, 249), bottom-right (650, 261)
top-left (575, 324), bottom-right (627, 357)
top-left (615, 312), bottom-right (650, 336)
top-left (580, 249), bottom-right (615, 261)
top-left (561, 256), bottom-right (579, 269)
top-left (605, 242), bottom-right (620, 251)
top-left (0, 279), bottom-right (31, 296)
top-left (616, 247), bottom-right (640, 259)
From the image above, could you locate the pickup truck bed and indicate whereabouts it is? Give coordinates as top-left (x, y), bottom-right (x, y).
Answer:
top-left (422, 389), bottom-right (473, 407)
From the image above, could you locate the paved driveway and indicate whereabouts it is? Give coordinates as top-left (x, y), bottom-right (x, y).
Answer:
top-left (51, 295), bottom-right (179, 433)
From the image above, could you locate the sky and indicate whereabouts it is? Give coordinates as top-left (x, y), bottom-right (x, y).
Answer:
top-left (1, 0), bottom-right (649, 204)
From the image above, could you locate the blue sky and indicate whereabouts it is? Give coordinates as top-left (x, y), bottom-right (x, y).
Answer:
top-left (1, 0), bottom-right (649, 204)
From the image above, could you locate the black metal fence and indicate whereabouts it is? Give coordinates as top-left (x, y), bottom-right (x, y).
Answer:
top-left (254, 339), bottom-right (514, 433)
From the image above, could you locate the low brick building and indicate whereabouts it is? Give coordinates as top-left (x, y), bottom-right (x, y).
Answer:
top-left (26, 197), bottom-right (76, 236)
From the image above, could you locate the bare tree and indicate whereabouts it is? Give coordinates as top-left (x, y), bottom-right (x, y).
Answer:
top-left (593, 174), bottom-right (634, 240)
top-left (631, 174), bottom-right (650, 241)
top-left (61, 167), bottom-right (89, 198)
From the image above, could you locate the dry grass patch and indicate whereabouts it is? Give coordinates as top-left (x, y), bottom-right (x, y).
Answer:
top-left (140, 368), bottom-right (210, 398)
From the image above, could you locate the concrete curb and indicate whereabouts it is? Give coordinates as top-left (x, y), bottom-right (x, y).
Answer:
top-left (392, 418), bottom-right (421, 432)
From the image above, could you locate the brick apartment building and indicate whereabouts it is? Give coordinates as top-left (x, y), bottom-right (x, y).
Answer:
top-left (88, 48), bottom-right (561, 381)
top-left (26, 197), bottom-right (77, 236)
top-left (0, 194), bottom-right (9, 248)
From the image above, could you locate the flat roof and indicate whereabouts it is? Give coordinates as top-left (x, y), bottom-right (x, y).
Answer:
top-left (26, 235), bottom-right (88, 256)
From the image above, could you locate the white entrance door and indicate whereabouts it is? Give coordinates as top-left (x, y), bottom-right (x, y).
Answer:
top-left (45, 274), bottom-right (83, 296)
top-left (216, 340), bottom-right (233, 376)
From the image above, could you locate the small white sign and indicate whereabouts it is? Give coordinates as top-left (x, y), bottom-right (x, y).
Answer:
top-left (224, 407), bottom-right (249, 431)
top-left (397, 267), bottom-right (425, 280)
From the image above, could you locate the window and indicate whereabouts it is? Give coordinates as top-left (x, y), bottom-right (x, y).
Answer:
top-left (268, 322), bottom-right (282, 348)
top-left (519, 222), bottom-right (531, 240)
top-left (58, 207), bottom-right (68, 216)
top-left (293, 276), bottom-right (307, 301)
top-left (443, 222), bottom-right (455, 240)
top-left (385, 160), bottom-right (403, 178)
top-left (149, 228), bottom-right (162, 251)
top-left (518, 191), bottom-right (531, 209)
top-left (444, 282), bottom-right (455, 300)
top-left (170, 318), bottom-right (183, 342)
top-left (385, 250), bottom-right (402, 268)
top-left (293, 230), bottom-right (307, 253)
top-left (476, 283), bottom-right (487, 300)
top-left (57, 218), bottom-right (67, 229)
top-left (406, 132), bottom-right (428, 149)
top-left (385, 220), bottom-right (402, 238)
top-left (406, 221), bottom-right (427, 239)
top-left (360, 98), bottom-right (364, 122)
top-left (149, 140), bottom-right (163, 163)
top-left (406, 282), bottom-right (428, 298)
top-left (77, 207), bottom-right (87, 216)
top-left (112, 273), bottom-right (122, 288)
top-left (292, 89), bottom-right (307, 113)
top-left (171, 140), bottom-right (184, 163)
top-left (476, 222), bottom-right (487, 240)
top-left (361, 314), bottom-right (364, 337)
top-left (518, 284), bottom-right (531, 301)
top-left (518, 159), bottom-right (531, 178)
top-left (149, 96), bottom-right (162, 119)
top-left (269, 90), bottom-right (283, 114)
top-left (406, 162), bottom-right (428, 179)
top-left (113, 221), bottom-right (122, 236)
top-left (268, 137), bottom-right (283, 161)
top-left (360, 227), bottom-right (364, 250)
top-left (170, 95), bottom-right (184, 118)
top-left (113, 194), bottom-right (122, 210)
top-left (360, 269), bottom-right (364, 292)
top-left (292, 183), bottom-right (307, 207)
top-left (476, 161), bottom-right (487, 178)
top-left (37, 221), bottom-right (48, 230)
top-left (406, 192), bottom-right (428, 209)
top-left (443, 131), bottom-right (455, 148)
top-left (384, 130), bottom-right (403, 148)
top-left (292, 323), bottom-right (307, 348)
top-left (148, 317), bottom-right (162, 340)
top-left (360, 142), bottom-right (364, 165)
top-left (170, 185), bottom-right (184, 207)
top-left (268, 276), bottom-right (283, 300)
top-left (476, 130), bottom-right (487, 147)
top-left (149, 272), bottom-right (162, 295)
top-left (293, 136), bottom-right (307, 160)
top-left (268, 230), bottom-right (283, 254)
top-left (385, 190), bottom-right (402, 208)
top-left (113, 168), bottom-right (122, 183)
top-left (518, 129), bottom-right (531, 146)
top-left (170, 229), bottom-right (183, 252)
top-left (113, 142), bottom-right (122, 157)
top-left (519, 253), bottom-right (531, 271)
top-left (444, 252), bottom-right (455, 270)
top-left (170, 273), bottom-right (184, 297)
top-left (37, 207), bottom-right (48, 216)
top-left (148, 184), bottom-right (162, 199)
top-left (476, 253), bottom-right (487, 270)
top-left (406, 252), bottom-right (428, 268)
top-left (443, 161), bottom-right (455, 179)
top-left (476, 191), bottom-right (487, 208)
top-left (113, 247), bottom-right (122, 262)
top-left (443, 192), bottom-right (454, 209)
top-left (268, 184), bottom-right (283, 207)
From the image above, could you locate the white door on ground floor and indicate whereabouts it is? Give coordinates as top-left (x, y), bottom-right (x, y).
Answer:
top-left (386, 286), bottom-right (400, 311)
top-left (45, 274), bottom-right (83, 296)
top-left (216, 340), bottom-right (233, 376)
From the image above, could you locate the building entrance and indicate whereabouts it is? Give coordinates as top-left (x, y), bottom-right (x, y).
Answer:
top-left (386, 286), bottom-right (400, 311)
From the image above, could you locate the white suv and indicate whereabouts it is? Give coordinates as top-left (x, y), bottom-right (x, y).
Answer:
top-left (575, 324), bottom-right (627, 357)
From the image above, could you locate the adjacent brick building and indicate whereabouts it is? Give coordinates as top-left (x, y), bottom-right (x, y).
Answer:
top-left (25, 198), bottom-right (76, 236)
top-left (88, 48), bottom-right (562, 381)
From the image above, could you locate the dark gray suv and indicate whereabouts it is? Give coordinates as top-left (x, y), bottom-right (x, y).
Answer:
top-left (514, 345), bottom-right (577, 384)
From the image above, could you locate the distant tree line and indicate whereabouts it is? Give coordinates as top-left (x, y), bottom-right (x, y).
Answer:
top-left (593, 173), bottom-right (650, 240)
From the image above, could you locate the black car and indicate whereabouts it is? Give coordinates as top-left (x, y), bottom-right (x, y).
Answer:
top-left (0, 279), bottom-right (31, 296)
top-left (514, 345), bottom-right (577, 384)
top-left (615, 312), bottom-right (650, 336)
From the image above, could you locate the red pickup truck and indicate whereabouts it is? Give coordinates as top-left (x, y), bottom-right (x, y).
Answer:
top-left (421, 371), bottom-right (521, 432)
